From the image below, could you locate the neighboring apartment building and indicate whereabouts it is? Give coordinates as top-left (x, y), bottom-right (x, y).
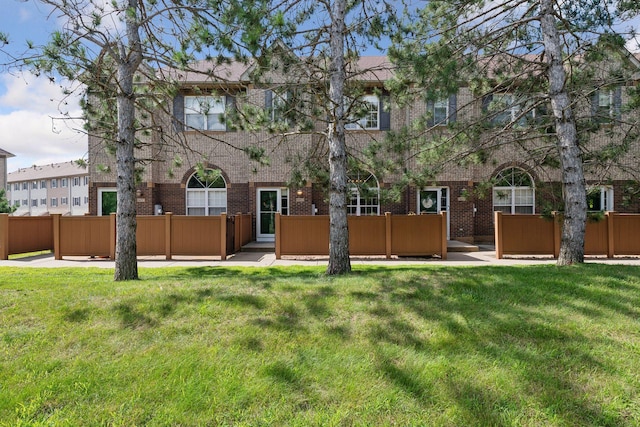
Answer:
top-left (7, 161), bottom-right (90, 216)
top-left (88, 52), bottom-right (640, 243)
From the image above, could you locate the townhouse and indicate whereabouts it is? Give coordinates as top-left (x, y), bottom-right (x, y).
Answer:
top-left (88, 51), bottom-right (640, 243)
top-left (7, 161), bottom-right (90, 216)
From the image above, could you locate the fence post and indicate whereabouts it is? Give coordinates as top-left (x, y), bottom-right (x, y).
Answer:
top-left (275, 212), bottom-right (281, 259)
top-left (235, 212), bottom-right (241, 252)
top-left (0, 214), bottom-right (8, 260)
top-left (385, 212), bottom-right (392, 259)
top-left (553, 212), bottom-right (561, 259)
top-left (494, 211), bottom-right (503, 259)
top-left (440, 211), bottom-right (447, 260)
top-left (606, 211), bottom-right (615, 259)
top-left (52, 214), bottom-right (61, 260)
top-left (109, 213), bottom-right (116, 260)
top-left (165, 212), bottom-right (173, 260)
top-left (220, 213), bottom-right (227, 261)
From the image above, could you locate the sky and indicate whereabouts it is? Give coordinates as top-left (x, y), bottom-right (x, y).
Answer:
top-left (0, 0), bottom-right (638, 174)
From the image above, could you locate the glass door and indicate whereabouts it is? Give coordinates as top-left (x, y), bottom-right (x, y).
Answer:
top-left (418, 187), bottom-right (450, 239)
top-left (98, 189), bottom-right (117, 216)
top-left (257, 189), bottom-right (281, 242)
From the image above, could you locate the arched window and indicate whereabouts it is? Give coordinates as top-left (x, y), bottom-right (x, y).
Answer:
top-left (348, 171), bottom-right (380, 216)
top-left (493, 167), bottom-right (535, 214)
top-left (186, 170), bottom-right (227, 215)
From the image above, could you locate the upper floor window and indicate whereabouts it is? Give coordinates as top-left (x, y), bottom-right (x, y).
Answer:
top-left (493, 167), bottom-right (535, 214)
top-left (31, 181), bottom-right (38, 190)
top-left (22, 182), bottom-right (28, 190)
top-left (346, 95), bottom-right (380, 130)
top-left (84, 176), bottom-right (89, 186)
top-left (40, 180), bottom-right (47, 189)
top-left (427, 94), bottom-right (457, 126)
top-left (73, 177), bottom-right (80, 187)
top-left (184, 95), bottom-right (226, 131)
top-left (40, 198), bottom-right (47, 206)
top-left (13, 183), bottom-right (19, 191)
top-left (485, 93), bottom-right (537, 127)
top-left (587, 186), bottom-right (613, 212)
top-left (50, 198), bottom-right (58, 207)
top-left (61, 178), bottom-right (68, 188)
top-left (51, 179), bottom-right (58, 188)
top-left (592, 87), bottom-right (621, 123)
top-left (265, 89), bottom-right (291, 124)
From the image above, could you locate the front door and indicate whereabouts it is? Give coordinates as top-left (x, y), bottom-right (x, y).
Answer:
top-left (418, 187), bottom-right (450, 239)
top-left (98, 189), bottom-right (117, 216)
top-left (257, 188), bottom-right (281, 242)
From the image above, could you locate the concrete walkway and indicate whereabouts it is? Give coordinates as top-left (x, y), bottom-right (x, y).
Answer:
top-left (1, 247), bottom-right (639, 268)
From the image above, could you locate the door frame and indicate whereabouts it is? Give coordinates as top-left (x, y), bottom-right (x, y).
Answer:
top-left (418, 187), bottom-right (450, 240)
top-left (97, 188), bottom-right (117, 216)
top-left (256, 188), bottom-right (283, 242)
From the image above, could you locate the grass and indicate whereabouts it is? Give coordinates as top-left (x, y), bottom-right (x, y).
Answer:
top-left (1, 264), bottom-right (639, 426)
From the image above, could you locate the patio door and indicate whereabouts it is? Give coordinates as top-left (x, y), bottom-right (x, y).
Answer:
top-left (257, 188), bottom-right (288, 242)
top-left (98, 188), bottom-right (117, 216)
top-left (418, 187), bottom-right (450, 239)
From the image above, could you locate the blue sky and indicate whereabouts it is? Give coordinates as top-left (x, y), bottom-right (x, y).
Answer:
top-left (1, 1), bottom-right (86, 172)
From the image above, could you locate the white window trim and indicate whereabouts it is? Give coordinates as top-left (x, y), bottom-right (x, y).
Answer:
top-left (587, 186), bottom-right (614, 212)
top-left (347, 172), bottom-right (380, 216)
top-left (345, 95), bottom-right (380, 131)
top-left (184, 95), bottom-right (226, 131)
top-left (185, 171), bottom-right (227, 216)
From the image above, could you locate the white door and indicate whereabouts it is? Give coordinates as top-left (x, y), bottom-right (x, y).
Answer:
top-left (418, 187), bottom-right (450, 239)
top-left (98, 188), bottom-right (117, 216)
top-left (257, 188), bottom-right (282, 242)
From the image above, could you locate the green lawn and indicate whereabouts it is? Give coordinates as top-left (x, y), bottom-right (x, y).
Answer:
top-left (1, 264), bottom-right (639, 426)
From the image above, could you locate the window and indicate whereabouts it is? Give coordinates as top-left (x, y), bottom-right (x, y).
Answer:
top-left (40, 198), bottom-right (47, 206)
top-left (587, 186), bottom-right (613, 212)
top-left (84, 197), bottom-right (89, 205)
top-left (592, 88), bottom-right (621, 123)
top-left (266, 89), bottom-right (291, 123)
top-left (61, 178), bottom-right (68, 188)
top-left (345, 95), bottom-right (380, 130)
top-left (84, 176), bottom-right (89, 186)
top-left (427, 95), bottom-right (457, 126)
top-left (347, 171), bottom-right (380, 216)
top-left (14, 183), bottom-right (19, 191)
top-left (14, 200), bottom-right (20, 207)
top-left (486, 94), bottom-right (536, 127)
top-left (22, 182), bottom-right (28, 190)
top-left (22, 199), bottom-right (28, 206)
top-left (186, 170), bottom-right (227, 215)
top-left (493, 167), bottom-right (535, 214)
top-left (31, 199), bottom-right (38, 207)
top-left (184, 95), bottom-right (226, 131)
top-left (61, 197), bottom-right (68, 205)
top-left (73, 197), bottom-right (81, 206)
top-left (40, 180), bottom-right (47, 189)
top-left (73, 177), bottom-right (80, 187)
top-left (51, 179), bottom-right (58, 188)
top-left (32, 181), bottom-right (38, 189)
top-left (50, 198), bottom-right (58, 207)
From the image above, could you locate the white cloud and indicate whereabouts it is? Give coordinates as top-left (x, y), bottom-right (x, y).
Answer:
top-left (0, 73), bottom-right (86, 171)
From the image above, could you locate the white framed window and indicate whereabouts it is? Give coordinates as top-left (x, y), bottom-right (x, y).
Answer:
top-left (14, 183), bottom-right (19, 191)
top-left (22, 182), bottom-right (28, 190)
top-left (432, 99), bottom-right (449, 125)
top-left (40, 180), bottom-right (47, 189)
top-left (186, 170), bottom-right (227, 215)
top-left (345, 95), bottom-right (380, 130)
top-left (31, 199), bottom-right (38, 207)
top-left (32, 181), bottom-right (38, 189)
top-left (347, 171), bottom-right (380, 216)
top-left (184, 95), bottom-right (226, 131)
top-left (493, 167), bottom-right (535, 214)
top-left (73, 177), bottom-right (80, 187)
top-left (61, 197), bottom-right (68, 205)
top-left (50, 198), bottom-right (58, 207)
top-left (487, 94), bottom-right (536, 127)
top-left (84, 176), bottom-right (89, 186)
top-left (73, 197), bottom-right (81, 206)
top-left (40, 198), bottom-right (47, 206)
top-left (84, 197), bottom-right (89, 205)
top-left (14, 200), bottom-right (20, 207)
top-left (587, 186), bottom-right (613, 212)
top-left (61, 178), bottom-right (68, 188)
top-left (51, 179), bottom-right (58, 188)
top-left (22, 199), bottom-right (28, 206)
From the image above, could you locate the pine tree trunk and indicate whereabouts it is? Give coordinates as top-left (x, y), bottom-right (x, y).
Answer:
top-left (540, 0), bottom-right (586, 265)
top-left (114, 0), bottom-right (141, 281)
top-left (326, 0), bottom-right (351, 275)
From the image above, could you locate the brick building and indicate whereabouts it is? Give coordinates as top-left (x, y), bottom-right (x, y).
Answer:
top-left (88, 52), bottom-right (640, 243)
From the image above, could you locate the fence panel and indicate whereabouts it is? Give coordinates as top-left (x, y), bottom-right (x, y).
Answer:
top-left (171, 216), bottom-right (222, 256)
top-left (8, 216), bottom-right (53, 255)
top-left (613, 214), bottom-right (640, 255)
top-left (391, 214), bottom-right (444, 256)
top-left (278, 216), bottom-right (330, 255)
top-left (348, 216), bottom-right (387, 255)
top-left (59, 216), bottom-right (111, 257)
top-left (499, 214), bottom-right (556, 255)
top-left (137, 216), bottom-right (166, 256)
top-left (584, 218), bottom-right (608, 256)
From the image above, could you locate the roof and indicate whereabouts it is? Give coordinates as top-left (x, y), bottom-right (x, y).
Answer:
top-left (0, 148), bottom-right (15, 158)
top-left (8, 161), bottom-right (88, 183)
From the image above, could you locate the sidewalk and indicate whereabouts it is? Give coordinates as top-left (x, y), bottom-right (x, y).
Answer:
top-left (1, 248), bottom-right (639, 268)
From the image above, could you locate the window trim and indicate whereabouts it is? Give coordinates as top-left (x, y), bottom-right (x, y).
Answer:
top-left (345, 95), bottom-right (381, 131)
top-left (492, 167), bottom-right (535, 214)
top-left (184, 95), bottom-right (227, 131)
top-left (347, 171), bottom-right (380, 216)
top-left (185, 170), bottom-right (228, 216)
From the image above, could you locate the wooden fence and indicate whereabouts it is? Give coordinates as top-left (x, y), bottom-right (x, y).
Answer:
top-left (275, 212), bottom-right (447, 259)
top-left (494, 211), bottom-right (640, 259)
top-left (0, 212), bottom-right (253, 260)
